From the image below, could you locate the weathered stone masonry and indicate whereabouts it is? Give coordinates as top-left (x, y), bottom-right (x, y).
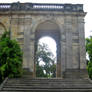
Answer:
top-left (0, 2), bottom-right (87, 78)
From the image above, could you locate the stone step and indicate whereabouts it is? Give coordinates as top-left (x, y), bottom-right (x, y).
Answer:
top-left (6, 79), bottom-right (90, 85)
top-left (6, 78), bottom-right (90, 82)
top-left (6, 80), bottom-right (90, 83)
top-left (6, 82), bottom-right (91, 85)
top-left (3, 84), bottom-right (92, 89)
top-left (0, 70), bottom-right (92, 92)
top-left (1, 88), bottom-right (92, 92)
top-left (5, 82), bottom-right (90, 86)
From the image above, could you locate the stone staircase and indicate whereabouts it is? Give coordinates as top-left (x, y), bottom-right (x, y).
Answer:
top-left (0, 71), bottom-right (92, 92)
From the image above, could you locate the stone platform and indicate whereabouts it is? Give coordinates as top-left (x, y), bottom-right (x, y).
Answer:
top-left (0, 71), bottom-right (92, 92)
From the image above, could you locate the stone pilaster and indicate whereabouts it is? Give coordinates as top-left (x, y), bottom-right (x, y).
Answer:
top-left (30, 36), bottom-right (35, 77)
top-left (65, 16), bottom-right (73, 69)
top-left (23, 18), bottom-right (35, 77)
top-left (23, 25), bottom-right (31, 69)
top-left (78, 17), bottom-right (86, 69)
top-left (56, 40), bottom-right (61, 77)
top-left (61, 30), bottom-right (66, 75)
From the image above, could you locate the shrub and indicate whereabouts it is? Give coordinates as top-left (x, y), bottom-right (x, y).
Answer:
top-left (86, 37), bottom-right (92, 79)
top-left (0, 31), bottom-right (23, 83)
top-left (87, 61), bottom-right (92, 79)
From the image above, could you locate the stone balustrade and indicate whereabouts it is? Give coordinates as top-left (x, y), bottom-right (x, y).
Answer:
top-left (0, 2), bottom-right (83, 12)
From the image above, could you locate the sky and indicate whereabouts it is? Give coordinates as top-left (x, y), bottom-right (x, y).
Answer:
top-left (39, 37), bottom-right (56, 57)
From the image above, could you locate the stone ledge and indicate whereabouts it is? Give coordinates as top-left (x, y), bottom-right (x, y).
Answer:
top-left (63, 69), bottom-right (88, 79)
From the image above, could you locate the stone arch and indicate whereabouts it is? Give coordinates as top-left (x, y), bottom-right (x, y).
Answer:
top-left (34, 20), bottom-right (61, 77)
top-left (31, 17), bottom-right (61, 34)
top-left (35, 20), bottom-right (60, 40)
top-left (0, 22), bottom-right (6, 37)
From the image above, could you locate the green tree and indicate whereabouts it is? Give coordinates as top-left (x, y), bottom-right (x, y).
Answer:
top-left (36, 43), bottom-right (56, 78)
top-left (86, 37), bottom-right (92, 79)
top-left (0, 31), bottom-right (23, 83)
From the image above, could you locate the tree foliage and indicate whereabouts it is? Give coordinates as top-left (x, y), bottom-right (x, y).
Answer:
top-left (36, 43), bottom-right (56, 78)
top-left (86, 37), bottom-right (92, 79)
top-left (0, 31), bottom-right (23, 83)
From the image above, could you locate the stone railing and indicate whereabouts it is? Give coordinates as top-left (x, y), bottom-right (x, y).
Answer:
top-left (0, 3), bottom-right (11, 11)
top-left (0, 2), bottom-right (83, 12)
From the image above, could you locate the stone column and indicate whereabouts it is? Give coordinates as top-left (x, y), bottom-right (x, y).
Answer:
top-left (23, 25), bottom-right (31, 69)
top-left (56, 40), bottom-right (61, 77)
top-left (29, 39), bottom-right (35, 77)
top-left (23, 18), bottom-right (34, 77)
top-left (63, 16), bottom-right (74, 78)
top-left (78, 16), bottom-right (88, 78)
top-left (61, 31), bottom-right (66, 77)
top-left (65, 16), bottom-right (73, 69)
top-left (78, 17), bottom-right (86, 69)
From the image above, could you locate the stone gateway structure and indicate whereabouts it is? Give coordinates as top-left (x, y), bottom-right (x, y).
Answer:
top-left (0, 2), bottom-right (87, 78)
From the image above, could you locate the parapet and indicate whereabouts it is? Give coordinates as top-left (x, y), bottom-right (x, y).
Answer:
top-left (0, 2), bottom-right (83, 12)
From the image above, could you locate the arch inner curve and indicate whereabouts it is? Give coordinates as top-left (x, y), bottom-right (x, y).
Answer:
top-left (35, 20), bottom-right (61, 77)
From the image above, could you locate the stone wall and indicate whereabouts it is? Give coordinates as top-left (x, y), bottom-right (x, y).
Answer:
top-left (0, 3), bottom-right (87, 78)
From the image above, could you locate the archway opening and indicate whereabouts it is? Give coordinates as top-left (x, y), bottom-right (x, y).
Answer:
top-left (0, 23), bottom-right (6, 37)
top-left (35, 20), bottom-right (61, 78)
top-left (35, 36), bottom-right (57, 78)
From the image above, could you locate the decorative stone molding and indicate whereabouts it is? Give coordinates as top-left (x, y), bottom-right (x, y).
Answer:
top-left (0, 2), bottom-right (83, 12)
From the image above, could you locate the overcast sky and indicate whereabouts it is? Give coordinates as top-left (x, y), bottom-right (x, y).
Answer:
top-left (0, 0), bottom-right (91, 38)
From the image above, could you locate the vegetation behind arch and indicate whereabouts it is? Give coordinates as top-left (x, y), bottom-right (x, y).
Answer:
top-left (36, 43), bottom-right (56, 78)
